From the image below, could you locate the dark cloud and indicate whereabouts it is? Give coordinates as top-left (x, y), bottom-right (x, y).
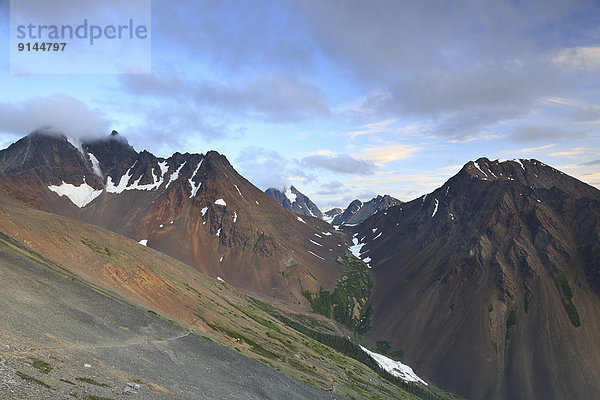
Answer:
top-left (288, 0), bottom-right (598, 137)
top-left (301, 154), bottom-right (376, 174)
top-left (120, 104), bottom-right (242, 157)
top-left (316, 180), bottom-right (345, 195)
top-left (121, 73), bottom-right (330, 123)
top-left (0, 95), bottom-right (111, 139)
top-left (573, 105), bottom-right (600, 122)
top-left (153, 0), bottom-right (314, 75)
top-left (122, 0), bottom-right (599, 144)
top-left (291, 0), bottom-right (596, 82)
top-left (510, 125), bottom-right (587, 143)
top-left (581, 159), bottom-right (600, 166)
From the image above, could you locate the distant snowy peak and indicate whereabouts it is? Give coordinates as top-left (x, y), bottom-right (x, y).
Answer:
top-left (332, 195), bottom-right (401, 226)
top-left (323, 208), bottom-right (343, 223)
top-left (265, 185), bottom-right (323, 219)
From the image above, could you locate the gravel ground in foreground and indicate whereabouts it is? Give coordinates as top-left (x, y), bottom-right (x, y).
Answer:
top-left (0, 242), bottom-right (345, 399)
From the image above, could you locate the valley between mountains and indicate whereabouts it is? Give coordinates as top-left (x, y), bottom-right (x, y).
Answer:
top-left (1, 131), bottom-right (599, 399)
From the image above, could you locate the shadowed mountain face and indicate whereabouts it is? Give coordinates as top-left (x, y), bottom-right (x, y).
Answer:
top-left (0, 132), bottom-right (346, 303)
top-left (354, 158), bottom-right (600, 400)
top-left (265, 186), bottom-right (324, 219)
top-left (332, 195), bottom-right (401, 226)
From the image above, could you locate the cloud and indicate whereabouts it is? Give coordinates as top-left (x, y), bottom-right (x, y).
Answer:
top-left (582, 159), bottom-right (600, 166)
top-left (120, 103), bottom-right (241, 156)
top-left (153, 0), bottom-right (314, 74)
top-left (509, 125), bottom-right (582, 143)
top-left (553, 47), bottom-right (600, 71)
top-left (357, 144), bottom-right (421, 165)
top-left (287, 1), bottom-right (597, 140)
top-left (345, 119), bottom-right (397, 139)
top-left (234, 146), bottom-right (319, 189)
top-left (121, 73), bottom-right (330, 123)
top-left (301, 153), bottom-right (377, 174)
top-left (235, 147), bottom-right (290, 190)
top-left (547, 147), bottom-right (597, 157)
top-left (316, 180), bottom-right (345, 195)
top-left (502, 144), bottom-right (557, 158)
top-left (0, 94), bottom-right (111, 139)
top-left (544, 97), bottom-right (600, 123)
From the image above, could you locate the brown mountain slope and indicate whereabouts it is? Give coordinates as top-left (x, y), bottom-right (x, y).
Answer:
top-left (353, 158), bottom-right (600, 399)
top-left (0, 187), bottom-right (430, 399)
top-left (0, 132), bottom-right (347, 304)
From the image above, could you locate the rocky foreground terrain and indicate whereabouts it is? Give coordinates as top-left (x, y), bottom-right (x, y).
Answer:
top-left (0, 232), bottom-right (344, 400)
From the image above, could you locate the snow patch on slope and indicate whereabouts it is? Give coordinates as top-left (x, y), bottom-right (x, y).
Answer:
top-left (158, 160), bottom-right (169, 176)
top-left (188, 160), bottom-right (203, 198)
top-left (105, 161), bottom-right (166, 193)
top-left (106, 163), bottom-right (135, 194)
top-left (215, 198), bottom-right (227, 206)
top-left (165, 161), bottom-right (187, 190)
top-left (48, 180), bottom-right (102, 208)
top-left (234, 184), bottom-right (243, 197)
top-left (128, 167), bottom-right (165, 191)
top-left (360, 346), bottom-right (427, 385)
top-left (284, 186), bottom-right (297, 204)
top-left (349, 237), bottom-right (365, 258)
top-left (432, 199), bottom-right (439, 217)
top-left (308, 250), bottom-right (325, 260)
top-left (87, 152), bottom-right (103, 178)
top-left (473, 161), bottom-right (488, 177)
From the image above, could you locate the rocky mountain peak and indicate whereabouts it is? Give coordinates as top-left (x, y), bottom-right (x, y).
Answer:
top-left (264, 185), bottom-right (323, 219)
top-left (450, 157), bottom-right (600, 200)
top-left (332, 195), bottom-right (400, 226)
top-left (354, 157), bottom-right (600, 399)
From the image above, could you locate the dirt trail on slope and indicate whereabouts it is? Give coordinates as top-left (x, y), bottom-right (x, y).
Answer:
top-left (0, 240), bottom-right (345, 400)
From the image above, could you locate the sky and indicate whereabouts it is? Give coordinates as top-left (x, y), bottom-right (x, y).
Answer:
top-left (0, 0), bottom-right (599, 210)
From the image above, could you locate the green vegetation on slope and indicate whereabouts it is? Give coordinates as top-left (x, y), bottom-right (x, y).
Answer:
top-left (29, 358), bottom-right (52, 374)
top-left (16, 371), bottom-right (51, 389)
top-left (505, 309), bottom-right (517, 340)
top-left (524, 290), bottom-right (532, 314)
top-left (252, 298), bottom-right (462, 400)
top-left (555, 273), bottom-right (581, 327)
top-left (302, 252), bottom-right (373, 335)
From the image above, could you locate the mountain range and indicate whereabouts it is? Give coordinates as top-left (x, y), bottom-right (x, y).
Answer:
top-left (0, 131), bottom-right (345, 304)
top-left (264, 186), bottom-right (401, 229)
top-left (1, 131), bottom-right (599, 399)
